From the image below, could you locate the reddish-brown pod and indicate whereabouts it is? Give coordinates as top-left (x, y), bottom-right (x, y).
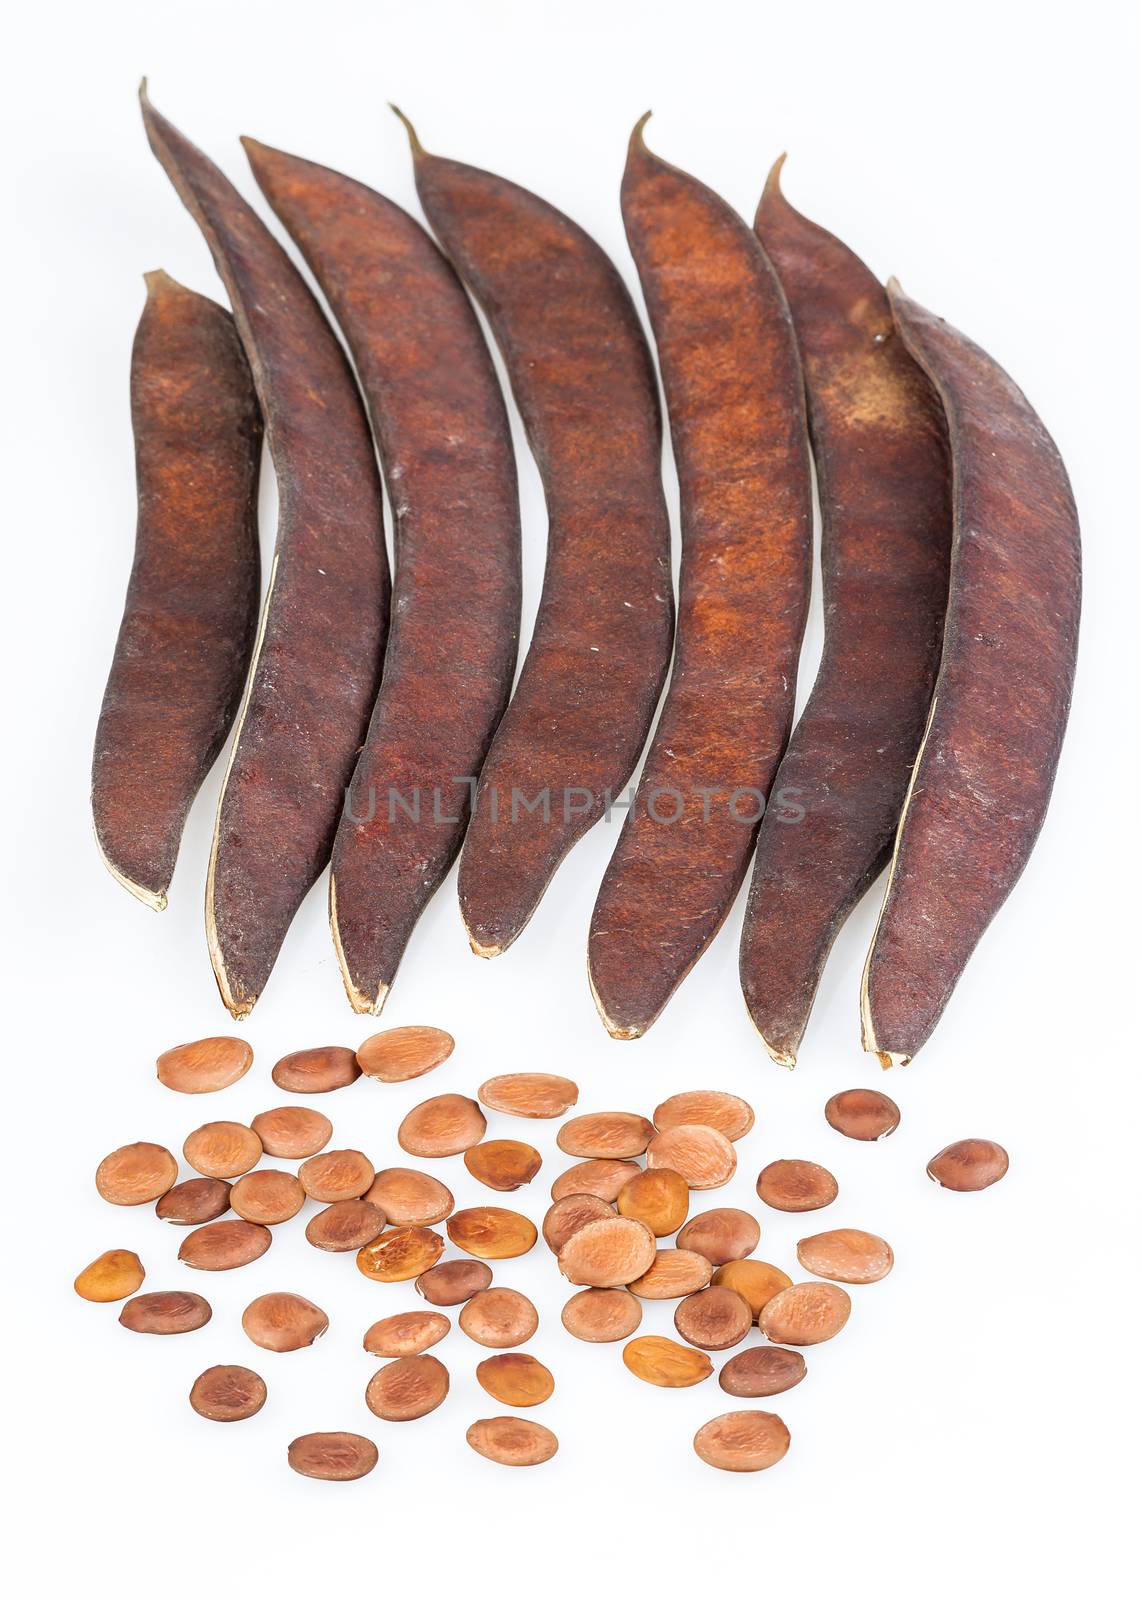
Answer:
top-left (189, 1365), bottom-right (267, 1422)
top-left (365, 1354), bottom-right (449, 1421)
top-left (694, 1410), bottom-right (790, 1473)
top-left (824, 1088), bottom-right (900, 1142)
top-left (156, 1178), bottom-right (232, 1226)
top-left (92, 272), bottom-right (261, 912)
top-left (119, 1290), bottom-right (212, 1335)
top-left (740, 161), bottom-right (952, 1066)
top-left (139, 88), bottom-right (389, 1018)
top-left (861, 281), bottom-right (1081, 1066)
top-left (271, 1046), bottom-right (360, 1094)
top-left (288, 1433), bottom-right (378, 1481)
top-left (927, 1138), bottom-right (1009, 1192)
top-left (244, 140), bottom-right (521, 1014)
top-left (589, 117), bottom-right (812, 1039)
top-left (398, 110), bottom-right (674, 958)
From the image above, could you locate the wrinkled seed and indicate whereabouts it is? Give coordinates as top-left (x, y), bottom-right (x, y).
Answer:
top-left (96, 1142), bottom-right (178, 1206)
top-left (646, 1125), bottom-right (736, 1189)
top-left (756, 1158), bottom-right (838, 1212)
top-left (189, 1364), bottom-right (266, 1421)
top-left (272, 1046), bottom-right (360, 1093)
top-left (157, 1036), bottom-right (253, 1094)
top-left (477, 1073), bottom-right (579, 1119)
top-left (242, 1291), bottom-right (328, 1351)
top-left (356, 1024), bottom-right (454, 1082)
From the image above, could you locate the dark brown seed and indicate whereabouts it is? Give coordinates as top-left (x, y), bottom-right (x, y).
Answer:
top-left (694, 1410), bottom-right (790, 1472)
top-left (398, 1094), bottom-right (486, 1158)
top-left (242, 1292), bottom-right (328, 1352)
top-left (182, 1121), bottom-right (262, 1180)
top-left (616, 1167), bottom-right (689, 1236)
top-left (824, 1088), bottom-right (901, 1142)
top-left (797, 1228), bottom-right (894, 1284)
top-left (646, 1126), bottom-right (736, 1189)
top-left (711, 1260), bottom-right (792, 1321)
top-left (357, 1227), bottom-right (444, 1283)
top-left (156, 1037), bottom-right (254, 1094)
top-left (96, 1142), bottom-right (178, 1206)
top-left (415, 1258), bottom-right (492, 1306)
top-left (74, 1249), bottom-right (145, 1302)
top-left (365, 1354), bottom-right (449, 1421)
top-left (355, 1025), bottom-right (456, 1081)
top-left (447, 1208), bottom-right (538, 1260)
top-left (652, 1091), bottom-right (754, 1141)
top-left (156, 1177), bottom-right (232, 1226)
top-left (298, 1149), bottom-right (374, 1202)
top-left (305, 1200), bottom-right (387, 1252)
top-left (623, 1335), bottom-right (713, 1388)
top-left (271, 1046), bottom-right (361, 1094)
top-left (288, 1432), bottom-right (378, 1481)
top-left (458, 1288), bottom-right (539, 1349)
top-left (756, 1158), bottom-right (838, 1212)
top-left (189, 1364), bottom-right (266, 1421)
top-left (561, 1288), bottom-right (642, 1343)
top-left (927, 1139), bottom-right (1010, 1192)
top-left (719, 1346), bottom-right (807, 1398)
top-left (550, 1160), bottom-right (640, 1203)
top-left (179, 1219), bottom-right (271, 1271)
top-left (674, 1286), bottom-right (753, 1350)
top-left (676, 1208), bottom-right (760, 1266)
top-left (556, 1112), bottom-right (654, 1160)
top-left (464, 1140), bottom-right (542, 1192)
top-left (478, 1073), bottom-right (579, 1119)
top-left (557, 1216), bottom-right (656, 1287)
top-left (229, 1169), bottom-right (305, 1225)
top-left (364, 1311), bottom-right (450, 1358)
top-left (364, 1168), bottom-right (453, 1226)
top-left (476, 1353), bottom-right (554, 1407)
top-left (119, 1290), bottom-right (212, 1334)
top-left (250, 1106), bottom-right (333, 1158)
top-left (629, 1249), bottom-right (713, 1300)
top-left (759, 1281), bottom-right (851, 1345)
top-left (466, 1416), bottom-right (558, 1466)
top-left (542, 1193), bottom-right (615, 1254)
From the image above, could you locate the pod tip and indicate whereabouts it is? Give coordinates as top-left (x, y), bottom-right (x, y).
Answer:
top-left (138, 75), bottom-right (149, 100)
top-left (390, 103), bottom-right (425, 157)
top-left (468, 934), bottom-right (503, 960)
top-left (761, 1037), bottom-right (797, 1071)
top-left (629, 110), bottom-right (653, 152)
top-left (587, 962), bottom-right (644, 1040)
top-left (764, 151), bottom-right (788, 197)
top-left (143, 267), bottom-right (175, 297)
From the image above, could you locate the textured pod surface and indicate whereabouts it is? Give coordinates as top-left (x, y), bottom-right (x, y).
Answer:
top-left (616, 1167), bottom-right (689, 1237)
top-left (298, 1149), bottom-right (374, 1202)
top-left (119, 1290), bottom-right (211, 1334)
top-left (305, 1199), bottom-right (387, 1252)
top-left (156, 1178), bottom-right (231, 1226)
top-left (401, 114), bottom-right (674, 958)
top-left (242, 1292), bottom-right (328, 1351)
top-left (741, 162), bottom-right (952, 1066)
top-left (556, 1112), bottom-right (655, 1159)
top-left (447, 1207), bottom-right (538, 1260)
top-left (589, 119), bottom-right (811, 1039)
top-left (557, 1216), bottom-right (656, 1287)
top-left (230, 1169), bottom-right (305, 1224)
top-left (476, 1353), bottom-right (554, 1407)
top-left (797, 1227), bottom-right (894, 1283)
top-left (676, 1208), bottom-right (760, 1266)
top-left (357, 1227), bottom-right (445, 1282)
top-left (271, 1046), bottom-right (360, 1094)
top-left (561, 1288), bottom-right (642, 1343)
top-left (630, 1249), bottom-right (713, 1300)
top-left (646, 1125), bottom-right (736, 1189)
top-left (399, 1094), bottom-right (486, 1157)
top-left (415, 1258), bottom-right (493, 1306)
top-left (74, 1249), bottom-right (145, 1302)
top-left (478, 1073), bottom-right (579, 1119)
top-left (459, 1288), bottom-right (539, 1349)
top-left (140, 90), bottom-right (389, 1018)
top-left (652, 1090), bottom-right (754, 1141)
top-left (250, 1106), bottom-right (332, 1159)
top-left (759, 1281), bottom-right (851, 1345)
top-left (365, 1353), bottom-right (449, 1421)
top-left (694, 1410), bottom-right (790, 1472)
top-left (824, 1088), bottom-right (900, 1142)
top-left (364, 1310), bottom-right (450, 1358)
top-left (183, 1121), bottom-right (262, 1179)
top-left (927, 1138), bottom-right (1009, 1191)
top-left (244, 140), bottom-right (521, 1014)
top-left (288, 1433), bottom-right (378, 1481)
top-left (550, 1159), bottom-right (641, 1203)
top-left (96, 1142), bottom-right (178, 1206)
top-left (674, 1285), bottom-right (753, 1349)
top-left (756, 1158), bottom-right (838, 1212)
top-left (464, 1139), bottom-right (542, 1191)
top-left (189, 1364), bottom-right (266, 1421)
top-left (356, 1026), bottom-right (455, 1082)
top-left (861, 281), bottom-right (1081, 1065)
top-left (178, 1219), bottom-right (271, 1271)
top-left (467, 1416), bottom-right (558, 1467)
top-left (156, 1036), bottom-right (253, 1094)
top-left (623, 1335), bottom-right (713, 1388)
top-left (719, 1345), bottom-right (807, 1398)
top-left (542, 1193), bottom-right (616, 1254)
top-left (711, 1259), bottom-right (792, 1321)
top-left (364, 1169), bottom-right (453, 1227)
top-left (92, 271), bottom-right (261, 912)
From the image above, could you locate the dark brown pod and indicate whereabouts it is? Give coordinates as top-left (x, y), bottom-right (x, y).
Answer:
top-left (178, 1219), bottom-right (271, 1271)
top-left (927, 1138), bottom-right (1009, 1192)
top-left (92, 271), bottom-right (261, 911)
top-left (243, 139), bottom-right (521, 1015)
top-left (398, 110), bottom-right (674, 958)
top-left (271, 1046), bottom-right (360, 1094)
top-left (861, 282), bottom-right (1081, 1065)
top-left (139, 88), bottom-right (389, 1018)
top-left (719, 1345), bottom-right (807, 1398)
top-left (824, 1088), bottom-right (901, 1142)
top-left (156, 1178), bottom-right (231, 1226)
top-left (415, 1258), bottom-right (493, 1306)
top-left (288, 1432), bottom-right (378, 1481)
top-left (589, 117), bottom-right (811, 1039)
top-left (119, 1290), bottom-right (212, 1334)
top-left (365, 1353), bottom-right (449, 1421)
top-left (740, 161), bottom-right (952, 1066)
top-left (305, 1200), bottom-right (387, 1252)
top-left (189, 1364), bottom-right (266, 1421)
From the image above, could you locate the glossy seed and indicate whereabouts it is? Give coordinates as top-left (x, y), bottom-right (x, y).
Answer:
top-left (476, 1352), bottom-right (554, 1407)
top-left (824, 1087), bottom-right (901, 1141)
top-left (365, 1353), bottom-right (449, 1420)
top-left (447, 1207), bottom-right (538, 1260)
top-left (182, 1121), bottom-right (263, 1180)
top-left (189, 1364), bottom-right (266, 1421)
top-left (711, 1259), bottom-right (792, 1320)
top-left (357, 1227), bottom-right (445, 1282)
top-left (927, 1138), bottom-right (1010, 1191)
top-left (674, 1286), bottom-right (753, 1349)
top-left (797, 1228), bottom-right (894, 1284)
top-left (558, 1216), bottom-right (656, 1287)
top-left (229, 1169), bottom-right (305, 1224)
top-left (550, 1159), bottom-right (640, 1203)
top-left (478, 1072), bottom-right (579, 1119)
top-left (759, 1281), bottom-right (851, 1344)
top-left (676, 1208), bottom-right (760, 1265)
top-left (298, 1148), bottom-right (375, 1202)
top-left (157, 1036), bottom-right (254, 1094)
top-left (96, 1141), bottom-right (178, 1205)
top-left (242, 1291), bottom-right (328, 1351)
top-left (623, 1335), bottom-right (713, 1387)
top-left (416, 1258), bottom-right (492, 1305)
top-left (542, 1193), bottom-right (615, 1253)
top-left (719, 1345), bottom-right (807, 1398)
top-left (616, 1167), bottom-right (689, 1236)
top-left (305, 1199), bottom-right (387, 1252)
top-left (466, 1416), bottom-right (558, 1466)
top-left (556, 1111), bottom-right (654, 1159)
top-left (356, 1024), bottom-right (455, 1082)
top-left (119, 1290), bottom-right (211, 1334)
top-left (459, 1288), bottom-right (539, 1348)
top-left (156, 1177), bottom-right (232, 1225)
top-left (629, 1248), bottom-right (713, 1299)
top-left (288, 1432), bottom-right (377, 1480)
top-left (561, 1287), bottom-right (642, 1343)
top-left (653, 1090), bottom-right (754, 1141)
top-left (250, 1106), bottom-right (332, 1159)
top-left (74, 1249), bottom-right (145, 1302)
top-left (464, 1139), bottom-right (542, 1192)
top-left (365, 1167), bottom-right (453, 1226)
top-left (178, 1218), bottom-right (271, 1270)
top-left (646, 1125), bottom-right (736, 1189)
top-left (398, 1094), bottom-right (486, 1157)
top-left (694, 1410), bottom-right (790, 1472)
top-left (271, 1045), bottom-right (361, 1093)
top-left (364, 1310), bottom-right (450, 1358)
top-left (756, 1158), bottom-right (838, 1212)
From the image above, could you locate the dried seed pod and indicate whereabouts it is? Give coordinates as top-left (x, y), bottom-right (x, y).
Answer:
top-left (156, 1177), bottom-right (231, 1226)
top-left (92, 272), bottom-right (261, 913)
top-left (365, 1168), bottom-right (453, 1227)
top-left (652, 1090), bottom-right (755, 1142)
top-left (646, 1125), bottom-right (736, 1190)
top-left (550, 1159), bottom-right (640, 1203)
top-left (927, 1139), bottom-right (1009, 1192)
top-left (179, 1219), bottom-right (272, 1271)
top-left (719, 1345), bottom-right (807, 1399)
top-left (694, 1410), bottom-right (790, 1473)
top-left (356, 1026), bottom-right (456, 1082)
top-left (476, 1353), bottom-right (554, 1407)
top-left (459, 1288), bottom-right (539, 1349)
top-left (230, 1170), bottom-right (305, 1225)
top-left (398, 1094), bottom-right (486, 1158)
top-left (797, 1228), bottom-right (893, 1284)
top-left (182, 1122), bottom-right (263, 1180)
top-left (676, 1208), bottom-right (760, 1266)
top-left (416, 1259), bottom-right (492, 1306)
top-left (272, 1046), bottom-right (361, 1094)
top-left (96, 1142), bottom-right (178, 1206)
top-left (250, 1106), bottom-right (333, 1159)
top-left (288, 1433), bottom-right (378, 1481)
top-left (561, 1288), bottom-right (642, 1344)
top-left (478, 1073), bottom-right (580, 1119)
top-left (119, 1290), bottom-right (211, 1334)
top-left (623, 1335), bottom-right (713, 1388)
top-left (365, 1353), bottom-right (449, 1421)
top-left (556, 1112), bottom-right (655, 1160)
top-left (464, 1140), bottom-right (542, 1192)
top-left (305, 1200), bottom-right (387, 1252)
top-left (558, 1216), bottom-right (656, 1288)
top-left (466, 1416), bottom-right (558, 1467)
top-left (629, 1249), bottom-right (713, 1300)
top-left (156, 1037), bottom-right (253, 1094)
top-left (242, 1292), bottom-right (328, 1352)
top-left (824, 1088), bottom-right (900, 1142)
top-left (616, 1167), bottom-right (688, 1237)
top-left (542, 1193), bottom-right (615, 1254)
top-left (140, 90), bottom-right (389, 1019)
top-left (674, 1286), bottom-right (753, 1350)
top-left (357, 1227), bottom-right (445, 1283)
top-left (364, 1310), bottom-right (450, 1358)
top-left (298, 1149), bottom-right (374, 1203)
top-left (447, 1207), bottom-right (538, 1260)
top-left (760, 1281), bottom-right (851, 1345)
top-left (756, 1159), bottom-right (838, 1212)
top-left (189, 1364), bottom-right (266, 1422)
top-left (711, 1260), bottom-right (792, 1321)
top-left (74, 1249), bottom-right (145, 1302)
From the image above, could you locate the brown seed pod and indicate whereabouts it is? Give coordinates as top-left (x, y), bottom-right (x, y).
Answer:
top-left (824, 1088), bottom-right (901, 1142)
top-left (550, 1160), bottom-right (640, 1203)
top-left (459, 1288), bottom-right (539, 1349)
top-left (542, 1193), bottom-right (615, 1254)
top-left (556, 1112), bottom-right (655, 1160)
top-left (364, 1168), bottom-right (453, 1227)
top-left (230, 1170), bottom-right (305, 1225)
top-left (466, 1416), bottom-right (558, 1467)
top-left (416, 1259), bottom-right (493, 1306)
top-left (589, 117), bottom-right (811, 1040)
top-left (156, 1178), bottom-right (231, 1226)
top-left (646, 1126), bottom-right (736, 1190)
top-left (711, 1260), bottom-right (792, 1321)
top-left (719, 1345), bottom-right (807, 1398)
top-left (927, 1139), bottom-right (1010, 1192)
top-left (694, 1410), bottom-right (790, 1472)
top-left (464, 1140), bottom-right (542, 1192)
top-left (271, 1046), bottom-right (361, 1094)
top-left (288, 1433), bottom-right (378, 1481)
top-left (623, 1335), bottom-right (713, 1388)
top-left (676, 1208), bottom-right (760, 1266)
top-left (298, 1148), bottom-right (374, 1203)
top-left (74, 1249), bottom-right (145, 1302)
top-left (760, 1281), bottom-right (851, 1345)
top-left (242, 1292), bottom-right (328, 1352)
top-left (478, 1073), bottom-right (579, 1120)
top-left (156, 1037), bottom-right (254, 1094)
top-left (476, 1353), bottom-right (554, 1408)
top-left (674, 1286), bottom-right (753, 1350)
top-left (756, 1159), bottom-right (838, 1212)
top-left (561, 1288), bottom-right (643, 1344)
top-left (616, 1167), bottom-right (689, 1237)
top-left (182, 1122), bottom-right (263, 1180)
top-left (357, 1227), bottom-right (445, 1283)
top-left (652, 1091), bottom-right (754, 1142)
top-left (629, 1249), bottom-right (713, 1300)
top-left (797, 1228), bottom-right (894, 1284)
top-left (189, 1364), bottom-right (266, 1422)
top-left (96, 1142), bottom-right (178, 1206)
top-left (364, 1310), bottom-right (450, 1358)
top-left (92, 273), bottom-right (261, 913)
top-left (119, 1290), bottom-right (212, 1334)
top-left (447, 1207), bottom-right (538, 1261)
top-left (398, 1094), bottom-right (486, 1158)
top-left (305, 1200), bottom-right (387, 1253)
top-left (355, 1026), bottom-right (456, 1082)
top-left (250, 1106), bottom-right (333, 1159)
top-left (558, 1216), bottom-right (656, 1288)
top-left (140, 90), bottom-right (389, 1020)
top-left (179, 1219), bottom-right (272, 1271)
top-left (365, 1353), bottom-right (449, 1421)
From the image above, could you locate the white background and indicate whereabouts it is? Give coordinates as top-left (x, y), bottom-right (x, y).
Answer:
top-left (3, 0), bottom-right (1139, 1592)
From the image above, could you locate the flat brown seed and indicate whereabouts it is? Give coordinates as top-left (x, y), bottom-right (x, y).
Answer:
top-left (824, 1087), bottom-right (901, 1142)
top-left (305, 1199), bottom-right (387, 1252)
top-left (629, 1249), bottom-right (713, 1300)
top-left (476, 1352), bottom-right (554, 1407)
top-left (676, 1208), bottom-right (760, 1265)
top-left (230, 1169), bottom-right (305, 1224)
top-left (694, 1410), bottom-right (790, 1472)
top-left (558, 1216), bottom-right (656, 1287)
top-left (623, 1335), bottom-right (713, 1388)
top-left (271, 1046), bottom-right (361, 1094)
top-left (416, 1258), bottom-right (492, 1305)
top-left (356, 1025), bottom-right (454, 1082)
top-left (189, 1364), bottom-right (266, 1421)
top-left (550, 1159), bottom-right (640, 1203)
top-left (561, 1288), bottom-right (642, 1343)
top-left (399, 1094), bottom-right (486, 1158)
top-left (720, 1345), bottom-right (807, 1398)
top-left (156, 1177), bottom-right (232, 1225)
top-left (459, 1288), bottom-right (539, 1349)
top-left (797, 1228), bottom-right (893, 1284)
top-left (674, 1286), bottom-right (753, 1350)
top-left (365, 1353), bottom-right (449, 1420)
top-left (466, 1416), bottom-right (558, 1466)
top-left (357, 1227), bottom-right (445, 1283)
top-left (711, 1260), bottom-right (792, 1321)
top-left (756, 1158), bottom-right (838, 1212)
top-left (478, 1072), bottom-right (579, 1119)
top-left (646, 1125), bottom-right (736, 1189)
top-left (74, 1249), bottom-right (145, 1302)
top-left (556, 1111), bottom-right (654, 1159)
top-left (157, 1036), bottom-right (253, 1094)
top-left (447, 1207), bottom-right (538, 1260)
top-left (183, 1122), bottom-right (263, 1180)
top-left (759, 1281), bottom-right (851, 1345)
top-left (242, 1291), bottom-right (328, 1351)
top-left (178, 1219), bottom-right (271, 1271)
top-left (464, 1139), bottom-right (542, 1192)
top-left (364, 1310), bottom-right (450, 1358)
top-left (250, 1106), bottom-right (332, 1159)
top-left (365, 1167), bottom-right (453, 1226)
top-left (542, 1193), bottom-right (615, 1254)
top-left (96, 1142), bottom-right (178, 1205)
top-left (119, 1290), bottom-right (211, 1334)
top-left (616, 1167), bottom-right (689, 1236)
top-left (653, 1090), bottom-right (755, 1141)
top-left (288, 1432), bottom-right (377, 1481)
top-left (298, 1149), bottom-right (375, 1202)
top-left (927, 1139), bottom-right (1010, 1192)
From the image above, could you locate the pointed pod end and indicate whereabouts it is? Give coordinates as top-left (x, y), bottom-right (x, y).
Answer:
top-left (468, 934), bottom-right (503, 960)
top-left (143, 267), bottom-right (176, 298)
top-left (761, 1037), bottom-right (797, 1071)
top-left (138, 76), bottom-right (149, 103)
top-left (390, 103), bottom-right (426, 159)
top-left (629, 110), bottom-right (653, 153)
top-left (763, 151), bottom-right (789, 199)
